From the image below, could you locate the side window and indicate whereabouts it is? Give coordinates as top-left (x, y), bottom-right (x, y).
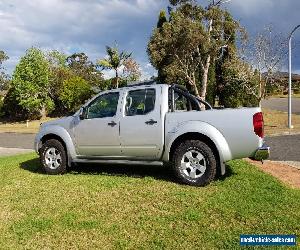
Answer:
top-left (174, 92), bottom-right (188, 111)
top-left (87, 92), bottom-right (119, 119)
top-left (168, 89), bottom-right (199, 112)
top-left (125, 89), bottom-right (156, 116)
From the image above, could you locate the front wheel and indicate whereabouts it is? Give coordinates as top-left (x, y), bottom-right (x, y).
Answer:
top-left (39, 139), bottom-right (67, 175)
top-left (172, 140), bottom-right (217, 186)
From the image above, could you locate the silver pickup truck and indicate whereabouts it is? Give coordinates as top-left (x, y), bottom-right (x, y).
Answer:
top-left (35, 82), bottom-right (269, 186)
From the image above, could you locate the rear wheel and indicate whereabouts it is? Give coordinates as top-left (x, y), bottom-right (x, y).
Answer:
top-left (40, 139), bottom-right (67, 175)
top-left (172, 140), bottom-right (217, 186)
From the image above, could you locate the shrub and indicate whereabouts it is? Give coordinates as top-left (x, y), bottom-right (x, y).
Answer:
top-left (11, 48), bottom-right (53, 118)
top-left (59, 76), bottom-right (93, 113)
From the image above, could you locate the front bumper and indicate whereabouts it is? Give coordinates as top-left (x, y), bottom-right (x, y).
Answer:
top-left (34, 133), bottom-right (42, 154)
top-left (254, 145), bottom-right (270, 161)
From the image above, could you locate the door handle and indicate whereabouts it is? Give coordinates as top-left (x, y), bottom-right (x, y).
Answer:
top-left (145, 119), bottom-right (157, 125)
top-left (108, 121), bottom-right (117, 127)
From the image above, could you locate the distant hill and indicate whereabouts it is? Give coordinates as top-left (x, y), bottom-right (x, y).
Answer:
top-left (262, 71), bottom-right (300, 81)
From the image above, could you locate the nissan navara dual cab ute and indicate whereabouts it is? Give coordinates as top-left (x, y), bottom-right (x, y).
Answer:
top-left (35, 82), bottom-right (270, 186)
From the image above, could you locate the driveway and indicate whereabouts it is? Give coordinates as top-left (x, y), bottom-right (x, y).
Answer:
top-left (262, 97), bottom-right (300, 114)
top-left (265, 134), bottom-right (300, 161)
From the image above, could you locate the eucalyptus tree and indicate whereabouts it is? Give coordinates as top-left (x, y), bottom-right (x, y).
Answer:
top-left (148, 0), bottom-right (240, 102)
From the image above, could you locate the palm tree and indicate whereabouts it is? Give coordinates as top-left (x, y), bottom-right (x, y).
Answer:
top-left (98, 45), bottom-right (131, 88)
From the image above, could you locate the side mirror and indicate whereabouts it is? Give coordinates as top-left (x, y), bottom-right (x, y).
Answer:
top-left (79, 107), bottom-right (86, 120)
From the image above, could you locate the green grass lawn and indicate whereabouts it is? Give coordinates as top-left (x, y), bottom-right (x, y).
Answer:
top-left (0, 153), bottom-right (299, 249)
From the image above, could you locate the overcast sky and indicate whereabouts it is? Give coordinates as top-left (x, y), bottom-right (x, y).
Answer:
top-left (0, 0), bottom-right (300, 79)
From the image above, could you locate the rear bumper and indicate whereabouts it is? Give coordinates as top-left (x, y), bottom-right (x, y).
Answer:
top-left (254, 145), bottom-right (270, 161)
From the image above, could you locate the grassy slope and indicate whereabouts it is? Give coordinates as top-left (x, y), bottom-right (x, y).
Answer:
top-left (0, 153), bottom-right (299, 249)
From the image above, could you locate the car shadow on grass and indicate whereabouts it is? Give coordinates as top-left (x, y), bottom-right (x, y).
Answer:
top-left (20, 158), bottom-right (176, 182)
top-left (20, 157), bottom-right (44, 174)
top-left (20, 158), bottom-right (235, 183)
top-left (71, 163), bottom-right (177, 183)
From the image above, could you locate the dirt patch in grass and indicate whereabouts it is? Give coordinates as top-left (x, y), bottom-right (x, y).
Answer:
top-left (247, 159), bottom-right (300, 189)
top-left (263, 108), bottom-right (300, 136)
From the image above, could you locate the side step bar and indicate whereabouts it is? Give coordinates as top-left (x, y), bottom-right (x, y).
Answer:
top-left (73, 159), bottom-right (164, 166)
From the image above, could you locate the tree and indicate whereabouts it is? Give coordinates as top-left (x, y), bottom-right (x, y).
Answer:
top-left (220, 55), bottom-right (259, 107)
top-left (0, 51), bottom-right (10, 91)
top-left (47, 50), bottom-right (67, 68)
top-left (46, 51), bottom-right (74, 114)
top-left (123, 58), bottom-right (142, 82)
top-left (98, 45), bottom-right (131, 88)
top-left (59, 76), bottom-right (93, 112)
top-left (206, 62), bottom-right (217, 105)
top-left (155, 10), bottom-right (169, 83)
top-left (67, 53), bottom-right (103, 87)
top-left (249, 25), bottom-right (287, 104)
top-left (148, 0), bottom-right (240, 103)
top-left (215, 10), bottom-right (241, 106)
top-left (157, 10), bottom-right (168, 28)
top-left (148, 10), bottom-right (205, 96)
top-left (9, 48), bottom-right (53, 118)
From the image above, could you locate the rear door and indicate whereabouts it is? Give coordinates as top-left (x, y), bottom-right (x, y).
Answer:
top-left (120, 87), bottom-right (164, 160)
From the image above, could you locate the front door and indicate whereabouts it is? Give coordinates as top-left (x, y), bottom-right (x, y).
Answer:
top-left (74, 92), bottom-right (121, 157)
top-left (120, 87), bottom-right (163, 160)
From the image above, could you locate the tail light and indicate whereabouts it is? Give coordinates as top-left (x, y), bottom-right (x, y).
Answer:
top-left (253, 112), bottom-right (264, 138)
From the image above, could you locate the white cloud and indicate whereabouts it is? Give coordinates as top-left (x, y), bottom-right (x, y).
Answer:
top-left (227, 0), bottom-right (274, 16)
top-left (1, 0), bottom-right (300, 75)
top-left (0, 0), bottom-right (167, 73)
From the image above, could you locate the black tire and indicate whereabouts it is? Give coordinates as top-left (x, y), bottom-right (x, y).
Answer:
top-left (172, 140), bottom-right (217, 186)
top-left (39, 139), bottom-right (67, 175)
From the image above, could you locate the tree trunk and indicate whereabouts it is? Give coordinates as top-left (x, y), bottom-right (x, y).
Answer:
top-left (115, 70), bottom-right (119, 89)
top-left (40, 105), bottom-right (47, 119)
top-left (258, 73), bottom-right (262, 107)
top-left (189, 73), bottom-right (200, 98)
top-left (193, 84), bottom-right (200, 98)
top-left (200, 55), bottom-right (211, 101)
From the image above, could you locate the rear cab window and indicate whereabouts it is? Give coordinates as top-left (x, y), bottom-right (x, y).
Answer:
top-left (168, 89), bottom-right (199, 112)
top-left (125, 88), bottom-right (156, 116)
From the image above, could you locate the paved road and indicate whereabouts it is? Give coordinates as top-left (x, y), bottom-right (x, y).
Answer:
top-left (0, 133), bottom-right (35, 149)
top-left (0, 132), bottom-right (299, 162)
top-left (262, 97), bottom-right (300, 114)
top-left (262, 97), bottom-right (300, 161)
top-left (265, 134), bottom-right (300, 161)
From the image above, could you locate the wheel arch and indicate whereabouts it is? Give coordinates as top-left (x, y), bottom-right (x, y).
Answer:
top-left (41, 134), bottom-right (67, 153)
top-left (164, 121), bottom-right (232, 175)
top-left (36, 126), bottom-right (77, 166)
top-left (169, 132), bottom-right (221, 175)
